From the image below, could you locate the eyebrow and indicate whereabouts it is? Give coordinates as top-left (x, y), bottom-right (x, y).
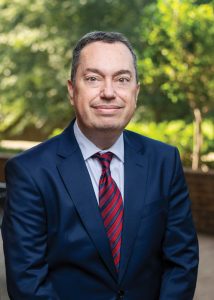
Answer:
top-left (85, 68), bottom-right (132, 77)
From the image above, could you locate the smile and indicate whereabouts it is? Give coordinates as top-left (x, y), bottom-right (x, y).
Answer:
top-left (93, 105), bottom-right (122, 109)
top-left (92, 105), bottom-right (123, 114)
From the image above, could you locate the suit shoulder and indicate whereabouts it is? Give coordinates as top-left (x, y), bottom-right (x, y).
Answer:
top-left (124, 130), bottom-right (181, 177)
top-left (6, 134), bottom-right (61, 169)
top-left (124, 129), bottom-right (176, 154)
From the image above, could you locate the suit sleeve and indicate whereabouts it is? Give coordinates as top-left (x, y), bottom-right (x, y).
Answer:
top-left (1, 158), bottom-right (60, 300)
top-left (159, 148), bottom-right (199, 300)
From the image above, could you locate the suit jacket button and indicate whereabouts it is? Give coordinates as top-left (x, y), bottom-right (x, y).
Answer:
top-left (117, 290), bottom-right (125, 299)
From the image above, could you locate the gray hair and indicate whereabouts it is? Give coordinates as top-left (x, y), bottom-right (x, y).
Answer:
top-left (70, 31), bottom-right (138, 83)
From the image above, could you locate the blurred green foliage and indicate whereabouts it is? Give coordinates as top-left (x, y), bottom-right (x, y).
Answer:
top-left (0, 0), bottom-right (213, 168)
top-left (0, 0), bottom-right (151, 138)
top-left (137, 0), bottom-right (214, 121)
top-left (136, 0), bottom-right (214, 169)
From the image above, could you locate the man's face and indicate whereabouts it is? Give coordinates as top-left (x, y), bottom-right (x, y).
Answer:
top-left (68, 41), bottom-right (140, 137)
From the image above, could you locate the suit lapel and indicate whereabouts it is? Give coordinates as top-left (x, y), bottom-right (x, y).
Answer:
top-left (56, 123), bottom-right (117, 280)
top-left (56, 123), bottom-right (149, 282)
top-left (118, 132), bottom-right (149, 283)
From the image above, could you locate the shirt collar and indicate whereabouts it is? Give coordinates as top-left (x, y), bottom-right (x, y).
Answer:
top-left (73, 120), bottom-right (124, 163)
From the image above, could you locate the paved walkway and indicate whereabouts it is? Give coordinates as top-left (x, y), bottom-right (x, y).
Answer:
top-left (194, 234), bottom-right (214, 300)
top-left (0, 234), bottom-right (213, 299)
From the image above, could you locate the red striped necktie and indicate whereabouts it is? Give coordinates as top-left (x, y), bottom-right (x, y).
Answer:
top-left (93, 152), bottom-right (124, 271)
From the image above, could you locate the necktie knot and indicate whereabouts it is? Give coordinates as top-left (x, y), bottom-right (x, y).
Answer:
top-left (93, 152), bottom-right (114, 171)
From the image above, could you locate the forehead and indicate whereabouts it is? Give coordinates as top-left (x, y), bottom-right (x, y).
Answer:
top-left (78, 41), bottom-right (135, 73)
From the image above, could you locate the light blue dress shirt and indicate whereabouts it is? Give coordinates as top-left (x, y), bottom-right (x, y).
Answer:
top-left (73, 121), bottom-right (124, 203)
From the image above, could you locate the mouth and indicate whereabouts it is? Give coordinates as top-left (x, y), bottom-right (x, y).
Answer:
top-left (93, 104), bottom-right (122, 109)
top-left (92, 105), bottom-right (123, 115)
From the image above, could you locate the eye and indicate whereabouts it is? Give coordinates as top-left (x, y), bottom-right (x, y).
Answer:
top-left (118, 77), bottom-right (130, 83)
top-left (86, 76), bottom-right (98, 82)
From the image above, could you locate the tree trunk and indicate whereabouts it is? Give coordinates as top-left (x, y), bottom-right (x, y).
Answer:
top-left (192, 108), bottom-right (202, 170)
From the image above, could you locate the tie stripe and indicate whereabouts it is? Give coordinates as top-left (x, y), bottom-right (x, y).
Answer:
top-left (93, 152), bottom-right (124, 271)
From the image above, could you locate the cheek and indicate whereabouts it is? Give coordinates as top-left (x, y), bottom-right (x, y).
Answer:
top-left (126, 99), bottom-right (137, 118)
top-left (120, 88), bottom-right (137, 102)
top-left (125, 95), bottom-right (137, 108)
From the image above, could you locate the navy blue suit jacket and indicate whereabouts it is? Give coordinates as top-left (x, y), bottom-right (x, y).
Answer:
top-left (1, 121), bottom-right (198, 299)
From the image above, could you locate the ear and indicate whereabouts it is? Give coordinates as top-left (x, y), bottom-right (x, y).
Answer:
top-left (67, 80), bottom-right (74, 105)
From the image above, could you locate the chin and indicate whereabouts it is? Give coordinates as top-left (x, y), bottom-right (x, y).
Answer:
top-left (95, 123), bottom-right (124, 132)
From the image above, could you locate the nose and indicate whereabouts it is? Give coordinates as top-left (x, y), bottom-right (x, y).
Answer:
top-left (100, 80), bottom-right (116, 100)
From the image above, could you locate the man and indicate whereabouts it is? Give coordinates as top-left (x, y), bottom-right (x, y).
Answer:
top-left (2, 31), bottom-right (198, 299)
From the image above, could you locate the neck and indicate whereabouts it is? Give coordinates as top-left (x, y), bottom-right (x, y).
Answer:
top-left (86, 131), bottom-right (121, 150)
top-left (77, 123), bottom-right (122, 150)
